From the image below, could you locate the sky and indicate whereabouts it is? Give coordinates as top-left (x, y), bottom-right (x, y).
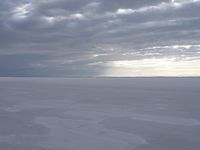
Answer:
top-left (0, 0), bottom-right (200, 77)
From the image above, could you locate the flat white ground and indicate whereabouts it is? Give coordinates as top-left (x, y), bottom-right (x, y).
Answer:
top-left (0, 77), bottom-right (200, 150)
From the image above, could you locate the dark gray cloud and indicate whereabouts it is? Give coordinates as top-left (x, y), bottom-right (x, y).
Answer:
top-left (0, 0), bottom-right (200, 76)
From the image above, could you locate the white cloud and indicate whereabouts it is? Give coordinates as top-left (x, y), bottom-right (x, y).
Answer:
top-left (69, 13), bottom-right (84, 19)
top-left (112, 0), bottom-right (200, 17)
top-left (116, 9), bottom-right (135, 15)
top-left (12, 3), bottom-right (33, 19)
top-left (43, 16), bottom-right (56, 23)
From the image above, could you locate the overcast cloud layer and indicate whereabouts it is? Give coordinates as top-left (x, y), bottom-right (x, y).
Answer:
top-left (0, 0), bottom-right (200, 76)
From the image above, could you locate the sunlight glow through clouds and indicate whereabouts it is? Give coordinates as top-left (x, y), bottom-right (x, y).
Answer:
top-left (102, 58), bottom-right (200, 77)
top-left (89, 44), bottom-right (200, 76)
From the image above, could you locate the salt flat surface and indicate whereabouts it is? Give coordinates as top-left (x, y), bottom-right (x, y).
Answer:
top-left (0, 77), bottom-right (200, 150)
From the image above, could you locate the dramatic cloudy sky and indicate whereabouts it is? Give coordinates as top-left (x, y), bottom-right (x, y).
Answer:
top-left (0, 0), bottom-right (200, 77)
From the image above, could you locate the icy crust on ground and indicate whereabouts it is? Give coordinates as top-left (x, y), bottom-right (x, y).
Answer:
top-left (0, 77), bottom-right (200, 150)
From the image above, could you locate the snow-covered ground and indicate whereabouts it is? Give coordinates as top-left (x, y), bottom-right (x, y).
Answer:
top-left (0, 77), bottom-right (200, 150)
